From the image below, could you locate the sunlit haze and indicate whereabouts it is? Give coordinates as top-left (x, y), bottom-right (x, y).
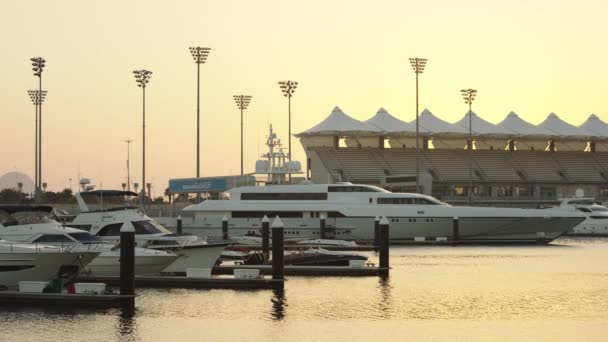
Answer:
top-left (1, 0), bottom-right (606, 193)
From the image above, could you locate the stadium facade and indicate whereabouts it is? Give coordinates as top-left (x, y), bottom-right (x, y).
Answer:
top-left (297, 107), bottom-right (608, 207)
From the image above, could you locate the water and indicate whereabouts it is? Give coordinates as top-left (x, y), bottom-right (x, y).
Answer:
top-left (2, 237), bottom-right (608, 341)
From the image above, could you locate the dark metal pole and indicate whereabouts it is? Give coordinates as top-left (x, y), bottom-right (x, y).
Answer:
top-left (34, 99), bottom-right (39, 200)
top-left (196, 62), bottom-right (200, 180)
top-left (240, 106), bottom-right (244, 175)
top-left (452, 216), bottom-right (460, 244)
top-left (468, 104), bottom-right (472, 206)
top-left (142, 86), bottom-right (146, 208)
top-left (379, 216), bottom-right (389, 277)
top-left (120, 222), bottom-right (136, 307)
top-left (261, 215), bottom-right (270, 258)
top-left (176, 215), bottom-right (183, 235)
top-left (222, 216), bottom-right (229, 240)
top-left (320, 214), bottom-right (326, 239)
top-left (271, 216), bottom-right (285, 287)
top-left (374, 216), bottom-right (380, 247)
top-left (288, 96), bottom-right (292, 182)
top-left (38, 75), bottom-right (42, 197)
top-left (415, 71), bottom-right (419, 194)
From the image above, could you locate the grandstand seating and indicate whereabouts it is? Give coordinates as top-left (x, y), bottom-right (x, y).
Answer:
top-left (311, 147), bottom-right (608, 184)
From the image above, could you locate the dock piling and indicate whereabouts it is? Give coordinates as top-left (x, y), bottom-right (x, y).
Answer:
top-left (262, 215), bottom-right (270, 258)
top-left (120, 221), bottom-right (136, 308)
top-left (222, 216), bottom-right (229, 240)
top-left (374, 216), bottom-right (380, 249)
top-left (379, 216), bottom-right (389, 277)
top-left (452, 216), bottom-right (459, 245)
top-left (320, 213), bottom-right (327, 239)
top-left (176, 215), bottom-right (182, 235)
top-left (271, 216), bottom-right (285, 289)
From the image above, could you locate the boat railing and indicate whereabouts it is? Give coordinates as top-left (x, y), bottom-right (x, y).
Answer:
top-left (2, 241), bottom-right (101, 254)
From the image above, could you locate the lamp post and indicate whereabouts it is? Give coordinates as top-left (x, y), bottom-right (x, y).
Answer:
top-left (125, 139), bottom-right (133, 192)
top-left (188, 47), bottom-right (211, 180)
top-left (30, 57), bottom-right (46, 198)
top-left (233, 95), bottom-right (252, 175)
top-left (409, 57), bottom-right (428, 194)
top-left (27, 89), bottom-right (47, 202)
top-left (133, 69), bottom-right (152, 207)
top-left (278, 80), bottom-right (298, 181)
top-left (460, 88), bottom-right (478, 206)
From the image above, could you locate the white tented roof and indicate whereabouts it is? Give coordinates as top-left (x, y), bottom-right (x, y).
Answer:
top-left (298, 106), bottom-right (381, 136)
top-left (579, 114), bottom-right (608, 138)
top-left (455, 111), bottom-right (515, 135)
top-left (538, 113), bottom-right (592, 137)
top-left (414, 109), bottom-right (467, 135)
top-left (366, 107), bottom-right (416, 134)
top-left (497, 111), bottom-right (554, 136)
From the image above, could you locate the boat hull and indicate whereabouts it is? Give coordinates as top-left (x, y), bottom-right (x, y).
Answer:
top-left (82, 254), bottom-right (179, 277)
top-left (149, 243), bottom-right (228, 273)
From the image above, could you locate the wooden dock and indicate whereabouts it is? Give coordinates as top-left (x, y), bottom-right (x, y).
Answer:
top-left (76, 275), bottom-right (284, 290)
top-left (0, 291), bottom-right (134, 308)
top-left (212, 265), bottom-right (387, 277)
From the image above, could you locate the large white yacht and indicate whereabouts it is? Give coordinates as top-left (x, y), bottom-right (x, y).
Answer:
top-left (0, 205), bottom-right (179, 276)
top-left (553, 198), bottom-right (608, 236)
top-left (65, 190), bottom-right (228, 272)
top-left (0, 241), bottom-right (99, 289)
top-left (183, 182), bottom-right (585, 244)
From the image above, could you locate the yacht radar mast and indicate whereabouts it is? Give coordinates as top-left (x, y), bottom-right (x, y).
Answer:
top-left (254, 124), bottom-right (302, 184)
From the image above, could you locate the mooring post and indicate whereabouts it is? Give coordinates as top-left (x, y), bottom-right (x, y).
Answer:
top-left (320, 213), bottom-right (327, 239)
top-left (374, 216), bottom-right (380, 248)
top-left (120, 221), bottom-right (136, 308)
top-left (452, 216), bottom-right (459, 245)
top-left (272, 216), bottom-right (285, 289)
top-left (176, 215), bottom-right (183, 235)
top-left (379, 216), bottom-right (390, 277)
top-left (262, 215), bottom-right (270, 258)
top-left (222, 215), bottom-right (229, 240)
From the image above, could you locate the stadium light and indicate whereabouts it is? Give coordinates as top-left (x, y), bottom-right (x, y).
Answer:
top-left (189, 46), bottom-right (211, 185)
top-left (30, 57), bottom-right (46, 202)
top-left (409, 57), bottom-right (428, 194)
top-left (279, 80), bottom-right (298, 181)
top-left (133, 69), bottom-right (152, 208)
top-left (461, 88), bottom-right (478, 206)
top-left (233, 95), bottom-right (252, 176)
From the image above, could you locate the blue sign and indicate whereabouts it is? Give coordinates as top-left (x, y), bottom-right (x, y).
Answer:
top-left (169, 177), bottom-right (228, 194)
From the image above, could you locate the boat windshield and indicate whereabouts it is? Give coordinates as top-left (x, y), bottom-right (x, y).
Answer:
top-left (68, 232), bottom-right (102, 244)
top-left (591, 207), bottom-right (608, 212)
top-left (3, 211), bottom-right (54, 225)
top-left (132, 220), bottom-right (172, 235)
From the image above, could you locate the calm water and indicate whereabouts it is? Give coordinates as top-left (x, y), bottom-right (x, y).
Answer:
top-left (2, 237), bottom-right (608, 341)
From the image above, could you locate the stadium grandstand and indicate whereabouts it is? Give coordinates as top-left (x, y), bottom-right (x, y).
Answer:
top-left (296, 107), bottom-right (608, 207)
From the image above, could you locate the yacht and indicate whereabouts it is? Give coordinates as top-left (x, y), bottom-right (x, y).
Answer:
top-left (183, 182), bottom-right (585, 244)
top-left (66, 190), bottom-right (228, 272)
top-left (553, 198), bottom-right (608, 236)
top-left (0, 240), bottom-right (99, 289)
top-left (0, 205), bottom-right (179, 276)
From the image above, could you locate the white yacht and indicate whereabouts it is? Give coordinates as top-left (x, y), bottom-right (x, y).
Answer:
top-left (183, 182), bottom-right (585, 244)
top-left (0, 240), bottom-right (99, 289)
top-left (66, 190), bottom-right (228, 272)
top-left (0, 205), bottom-right (179, 276)
top-left (553, 198), bottom-right (608, 236)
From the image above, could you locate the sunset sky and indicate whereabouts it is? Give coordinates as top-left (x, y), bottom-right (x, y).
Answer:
top-left (1, 0), bottom-right (606, 194)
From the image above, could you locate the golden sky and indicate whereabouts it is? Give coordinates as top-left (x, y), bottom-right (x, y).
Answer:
top-left (1, 0), bottom-right (606, 193)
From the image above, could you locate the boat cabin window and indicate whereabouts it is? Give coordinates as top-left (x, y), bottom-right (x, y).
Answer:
top-left (328, 186), bottom-right (380, 193)
top-left (68, 232), bottom-right (101, 243)
top-left (131, 220), bottom-right (169, 234)
top-left (0, 211), bottom-right (19, 226)
top-left (377, 197), bottom-right (439, 205)
top-left (576, 208), bottom-right (592, 213)
top-left (240, 193), bottom-right (328, 200)
top-left (97, 223), bottom-right (124, 236)
top-left (65, 224), bottom-right (93, 231)
top-left (591, 207), bottom-right (608, 212)
top-left (232, 211), bottom-right (304, 218)
top-left (34, 234), bottom-right (73, 243)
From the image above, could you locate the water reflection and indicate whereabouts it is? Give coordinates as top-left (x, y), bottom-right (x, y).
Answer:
top-left (376, 276), bottom-right (392, 318)
top-left (270, 289), bottom-right (287, 321)
top-left (115, 306), bottom-right (138, 341)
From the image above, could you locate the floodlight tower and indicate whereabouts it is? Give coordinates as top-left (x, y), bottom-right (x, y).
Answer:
top-left (233, 95), bottom-right (252, 175)
top-left (188, 46), bottom-right (211, 180)
top-left (125, 139), bottom-right (133, 192)
top-left (460, 88), bottom-right (478, 206)
top-left (133, 69), bottom-right (152, 205)
top-left (409, 57), bottom-right (428, 194)
top-left (31, 57), bottom-right (46, 197)
top-left (278, 81), bottom-right (298, 159)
